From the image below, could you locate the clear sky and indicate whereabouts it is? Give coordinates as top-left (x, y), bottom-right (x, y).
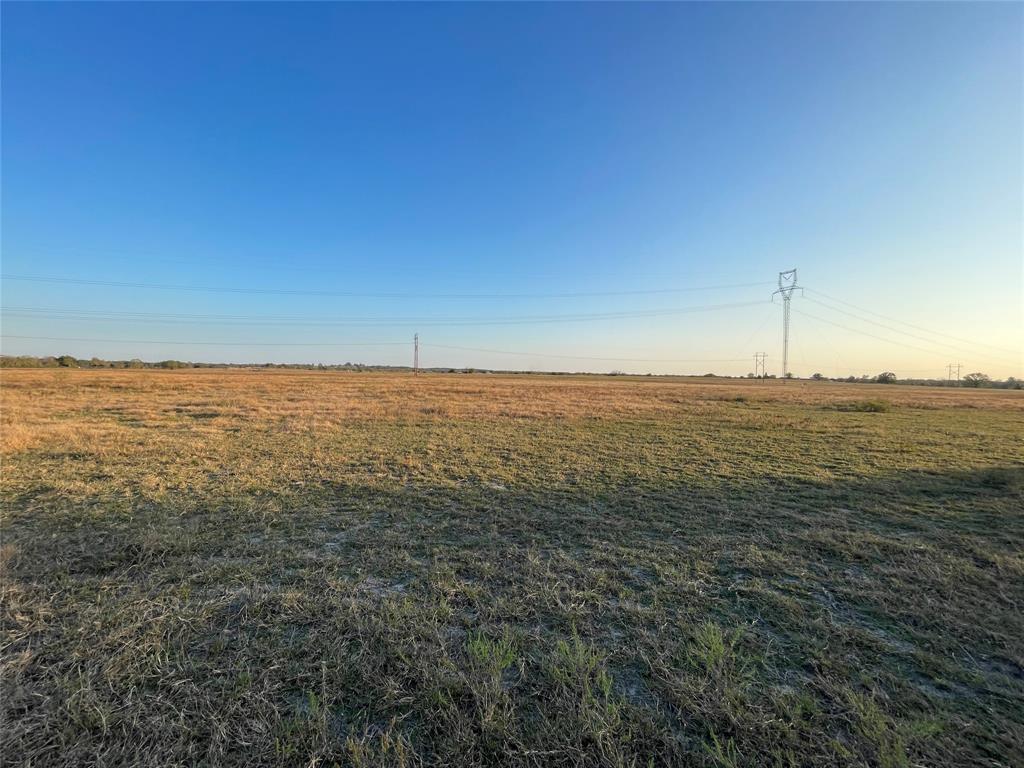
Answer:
top-left (2, 2), bottom-right (1021, 377)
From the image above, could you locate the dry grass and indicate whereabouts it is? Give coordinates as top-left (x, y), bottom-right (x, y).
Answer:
top-left (1, 369), bottom-right (1022, 766)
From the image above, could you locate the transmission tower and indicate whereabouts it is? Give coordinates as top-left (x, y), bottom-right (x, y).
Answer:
top-left (413, 333), bottom-right (419, 374)
top-left (753, 352), bottom-right (767, 380)
top-left (772, 269), bottom-right (800, 379)
top-left (947, 362), bottom-right (961, 384)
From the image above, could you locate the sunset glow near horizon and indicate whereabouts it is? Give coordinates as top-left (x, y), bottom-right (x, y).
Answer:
top-left (2, 3), bottom-right (1021, 378)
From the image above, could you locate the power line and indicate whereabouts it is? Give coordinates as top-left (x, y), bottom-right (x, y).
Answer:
top-left (791, 308), bottom-right (1019, 370)
top-left (805, 287), bottom-right (1019, 355)
top-left (0, 334), bottom-right (408, 348)
top-left (0, 334), bottom-right (755, 365)
top-left (0, 300), bottom-right (771, 327)
top-left (4, 271), bottom-right (1017, 373)
top-left (0, 273), bottom-right (774, 300)
top-left (423, 343), bottom-right (747, 364)
top-left (792, 308), bottom-right (957, 357)
top-left (802, 295), bottom-right (1018, 366)
top-left (734, 303), bottom-right (776, 358)
top-left (4, 250), bottom-right (778, 285)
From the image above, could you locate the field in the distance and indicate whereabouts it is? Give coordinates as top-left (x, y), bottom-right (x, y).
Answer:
top-left (2, 369), bottom-right (1022, 767)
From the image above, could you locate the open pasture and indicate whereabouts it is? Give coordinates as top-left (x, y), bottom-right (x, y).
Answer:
top-left (2, 369), bottom-right (1022, 767)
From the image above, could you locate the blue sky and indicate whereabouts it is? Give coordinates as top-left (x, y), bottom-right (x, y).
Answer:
top-left (2, 2), bottom-right (1021, 376)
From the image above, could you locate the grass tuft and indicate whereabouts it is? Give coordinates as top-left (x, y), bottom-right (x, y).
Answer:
top-left (835, 399), bottom-right (892, 412)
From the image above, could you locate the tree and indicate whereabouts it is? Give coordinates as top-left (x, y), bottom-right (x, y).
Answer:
top-left (812, 373), bottom-right (825, 381)
top-left (56, 355), bottom-right (78, 368)
top-left (875, 372), bottom-right (896, 384)
top-left (0, 356), bottom-right (41, 367)
top-left (962, 372), bottom-right (990, 388)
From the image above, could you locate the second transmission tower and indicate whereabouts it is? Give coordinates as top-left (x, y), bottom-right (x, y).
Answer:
top-left (754, 352), bottom-right (767, 380)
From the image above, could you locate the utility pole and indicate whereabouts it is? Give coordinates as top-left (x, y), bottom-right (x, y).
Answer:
top-left (413, 333), bottom-right (419, 374)
top-left (947, 362), bottom-right (961, 385)
top-left (754, 352), bottom-right (767, 380)
top-left (772, 269), bottom-right (799, 379)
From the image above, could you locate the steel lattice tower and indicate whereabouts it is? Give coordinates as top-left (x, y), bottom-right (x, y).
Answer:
top-left (773, 270), bottom-right (799, 379)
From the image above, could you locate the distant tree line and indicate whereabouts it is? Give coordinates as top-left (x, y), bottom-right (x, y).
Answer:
top-left (1, 355), bottom-right (1020, 387)
top-left (0, 355), bottom-right (401, 371)
top-left (1, 355), bottom-right (157, 369)
top-left (800, 371), bottom-right (1020, 389)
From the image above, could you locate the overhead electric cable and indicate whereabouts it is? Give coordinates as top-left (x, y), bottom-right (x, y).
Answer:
top-left (0, 334), bottom-right (407, 347)
top-left (0, 300), bottom-right (770, 327)
top-left (804, 287), bottom-right (1019, 355)
top-left (801, 296), bottom-right (1018, 366)
top-left (423, 343), bottom-right (747, 363)
top-left (0, 273), bottom-right (774, 299)
top-left (792, 308), bottom-right (1020, 371)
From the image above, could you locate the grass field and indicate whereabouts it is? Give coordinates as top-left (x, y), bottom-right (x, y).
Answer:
top-left (1, 369), bottom-right (1022, 767)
